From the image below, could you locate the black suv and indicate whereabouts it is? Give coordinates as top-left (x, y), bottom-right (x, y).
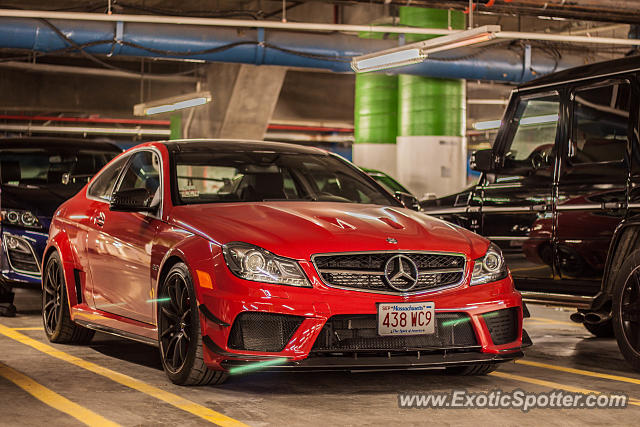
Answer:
top-left (422, 56), bottom-right (640, 371)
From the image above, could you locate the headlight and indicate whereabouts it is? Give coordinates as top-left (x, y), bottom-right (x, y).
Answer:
top-left (1, 209), bottom-right (43, 229)
top-left (222, 242), bottom-right (311, 287)
top-left (470, 243), bottom-right (508, 286)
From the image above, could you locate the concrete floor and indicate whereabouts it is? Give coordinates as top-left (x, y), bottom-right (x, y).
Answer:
top-left (0, 289), bottom-right (638, 426)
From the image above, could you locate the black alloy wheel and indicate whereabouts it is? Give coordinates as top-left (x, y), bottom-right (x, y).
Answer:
top-left (158, 263), bottom-right (227, 385)
top-left (42, 252), bottom-right (94, 344)
top-left (42, 255), bottom-right (63, 336)
top-left (620, 271), bottom-right (640, 347)
top-left (613, 250), bottom-right (640, 372)
top-left (159, 270), bottom-right (192, 374)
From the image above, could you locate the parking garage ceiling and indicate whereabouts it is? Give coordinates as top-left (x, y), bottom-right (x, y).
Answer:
top-left (0, 0), bottom-right (636, 144)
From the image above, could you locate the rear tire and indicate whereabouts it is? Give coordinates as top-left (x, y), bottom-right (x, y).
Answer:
top-left (612, 250), bottom-right (640, 372)
top-left (445, 363), bottom-right (497, 376)
top-left (158, 263), bottom-right (227, 386)
top-left (583, 320), bottom-right (614, 338)
top-left (42, 252), bottom-right (94, 344)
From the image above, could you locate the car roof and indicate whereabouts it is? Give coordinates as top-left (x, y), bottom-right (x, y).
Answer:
top-left (0, 137), bottom-right (122, 151)
top-left (519, 55), bottom-right (640, 91)
top-left (164, 139), bottom-right (327, 155)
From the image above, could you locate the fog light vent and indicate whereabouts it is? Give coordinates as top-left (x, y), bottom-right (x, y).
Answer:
top-left (483, 307), bottom-right (519, 345)
top-left (228, 312), bottom-right (304, 352)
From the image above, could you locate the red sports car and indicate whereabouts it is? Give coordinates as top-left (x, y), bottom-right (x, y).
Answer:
top-left (42, 140), bottom-right (527, 385)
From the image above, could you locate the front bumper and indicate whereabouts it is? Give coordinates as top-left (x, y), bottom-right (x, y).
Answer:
top-left (220, 350), bottom-right (524, 372)
top-left (192, 254), bottom-right (526, 372)
top-left (0, 225), bottom-right (47, 288)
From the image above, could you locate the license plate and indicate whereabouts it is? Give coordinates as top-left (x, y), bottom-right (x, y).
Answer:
top-left (377, 302), bottom-right (435, 336)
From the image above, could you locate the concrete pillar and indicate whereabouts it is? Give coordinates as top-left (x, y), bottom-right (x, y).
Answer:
top-left (353, 73), bottom-right (398, 177)
top-left (187, 63), bottom-right (287, 140)
top-left (396, 7), bottom-right (467, 199)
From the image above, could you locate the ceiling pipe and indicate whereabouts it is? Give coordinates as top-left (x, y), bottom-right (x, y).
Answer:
top-left (310, 1), bottom-right (640, 24)
top-left (0, 9), bottom-right (457, 36)
top-left (0, 16), bottom-right (588, 83)
top-left (0, 124), bottom-right (170, 136)
top-left (0, 61), bottom-right (199, 82)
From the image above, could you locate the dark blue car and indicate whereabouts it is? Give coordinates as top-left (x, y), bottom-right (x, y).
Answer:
top-left (0, 138), bottom-right (121, 315)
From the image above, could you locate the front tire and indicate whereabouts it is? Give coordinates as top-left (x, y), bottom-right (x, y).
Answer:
top-left (158, 263), bottom-right (227, 386)
top-left (612, 250), bottom-right (640, 372)
top-left (42, 252), bottom-right (94, 344)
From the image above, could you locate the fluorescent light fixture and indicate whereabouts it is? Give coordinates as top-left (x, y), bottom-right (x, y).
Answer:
top-left (134, 90), bottom-right (212, 116)
top-left (473, 120), bottom-right (502, 130)
top-left (351, 25), bottom-right (501, 73)
top-left (473, 114), bottom-right (558, 131)
top-left (520, 113), bottom-right (559, 126)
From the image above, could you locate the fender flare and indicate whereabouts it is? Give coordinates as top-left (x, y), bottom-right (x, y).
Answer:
top-left (594, 215), bottom-right (640, 310)
top-left (42, 228), bottom-right (82, 308)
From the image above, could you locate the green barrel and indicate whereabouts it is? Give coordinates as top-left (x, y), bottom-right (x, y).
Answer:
top-left (354, 72), bottom-right (398, 144)
top-left (398, 7), bottom-right (465, 137)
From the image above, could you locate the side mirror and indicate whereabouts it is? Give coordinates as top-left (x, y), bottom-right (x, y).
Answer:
top-left (110, 188), bottom-right (157, 213)
top-left (395, 191), bottom-right (421, 211)
top-left (470, 149), bottom-right (496, 173)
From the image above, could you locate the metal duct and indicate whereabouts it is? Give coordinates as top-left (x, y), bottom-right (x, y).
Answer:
top-left (0, 17), bottom-right (586, 83)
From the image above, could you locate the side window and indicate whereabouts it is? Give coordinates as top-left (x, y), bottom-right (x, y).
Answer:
top-left (502, 93), bottom-right (560, 174)
top-left (115, 151), bottom-right (161, 206)
top-left (571, 82), bottom-right (630, 164)
top-left (87, 156), bottom-right (128, 201)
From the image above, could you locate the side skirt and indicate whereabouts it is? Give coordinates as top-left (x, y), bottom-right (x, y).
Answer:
top-left (75, 319), bottom-right (159, 347)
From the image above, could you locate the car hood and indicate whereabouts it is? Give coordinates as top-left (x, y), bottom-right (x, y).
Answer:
top-left (169, 202), bottom-right (489, 260)
top-left (1, 183), bottom-right (86, 218)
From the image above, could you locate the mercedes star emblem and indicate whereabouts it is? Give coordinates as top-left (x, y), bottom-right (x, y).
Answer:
top-left (383, 255), bottom-right (419, 292)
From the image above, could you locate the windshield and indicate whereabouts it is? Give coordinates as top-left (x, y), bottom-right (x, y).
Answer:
top-left (369, 173), bottom-right (410, 195)
top-left (173, 151), bottom-right (399, 206)
top-left (0, 147), bottom-right (119, 187)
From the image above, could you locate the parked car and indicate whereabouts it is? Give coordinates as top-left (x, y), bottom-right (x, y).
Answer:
top-left (362, 167), bottom-right (412, 195)
top-left (0, 138), bottom-right (121, 290)
top-left (43, 140), bottom-right (527, 385)
top-left (361, 167), bottom-right (421, 211)
top-left (422, 55), bottom-right (640, 371)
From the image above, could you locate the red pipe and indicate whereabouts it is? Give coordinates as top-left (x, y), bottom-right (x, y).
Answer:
top-left (0, 114), bottom-right (354, 133)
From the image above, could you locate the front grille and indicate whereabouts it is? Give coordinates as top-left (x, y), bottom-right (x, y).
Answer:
top-left (483, 308), bottom-right (519, 345)
top-left (313, 252), bottom-right (465, 294)
top-left (228, 312), bottom-right (304, 352)
top-left (312, 313), bottom-right (477, 352)
top-left (6, 247), bottom-right (39, 274)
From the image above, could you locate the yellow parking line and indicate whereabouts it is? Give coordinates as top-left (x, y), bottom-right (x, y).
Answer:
top-left (516, 359), bottom-right (640, 386)
top-left (526, 317), bottom-right (581, 327)
top-left (0, 361), bottom-right (120, 427)
top-left (12, 327), bottom-right (44, 331)
top-left (0, 324), bottom-right (248, 427)
top-left (491, 371), bottom-right (640, 406)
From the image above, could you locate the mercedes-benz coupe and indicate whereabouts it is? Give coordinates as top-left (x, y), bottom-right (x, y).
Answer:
top-left (42, 140), bottom-right (528, 385)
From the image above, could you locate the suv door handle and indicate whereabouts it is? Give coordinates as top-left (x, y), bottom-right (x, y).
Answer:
top-left (93, 212), bottom-right (105, 227)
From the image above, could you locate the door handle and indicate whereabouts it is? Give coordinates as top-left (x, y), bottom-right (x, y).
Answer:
top-left (93, 212), bottom-right (105, 227)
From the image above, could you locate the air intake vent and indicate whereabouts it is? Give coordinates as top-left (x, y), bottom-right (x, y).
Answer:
top-left (228, 312), bottom-right (304, 352)
top-left (312, 313), bottom-right (477, 352)
top-left (483, 308), bottom-right (519, 345)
